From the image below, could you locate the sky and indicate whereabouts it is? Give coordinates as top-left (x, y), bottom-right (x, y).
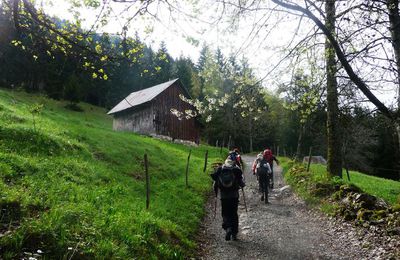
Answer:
top-left (43, 0), bottom-right (299, 84)
top-left (42, 0), bottom-right (397, 107)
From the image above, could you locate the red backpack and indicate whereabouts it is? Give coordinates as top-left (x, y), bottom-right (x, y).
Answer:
top-left (263, 149), bottom-right (273, 164)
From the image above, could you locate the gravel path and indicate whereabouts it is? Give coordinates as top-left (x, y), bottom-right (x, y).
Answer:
top-left (196, 155), bottom-right (386, 260)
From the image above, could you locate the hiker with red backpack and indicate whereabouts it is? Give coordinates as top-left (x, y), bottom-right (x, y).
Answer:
top-left (263, 149), bottom-right (279, 189)
top-left (211, 158), bottom-right (245, 241)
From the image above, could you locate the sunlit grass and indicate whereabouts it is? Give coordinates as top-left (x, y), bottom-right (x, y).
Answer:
top-left (0, 88), bottom-right (225, 258)
top-left (342, 170), bottom-right (400, 205)
top-left (280, 156), bottom-right (400, 205)
top-left (307, 164), bottom-right (400, 205)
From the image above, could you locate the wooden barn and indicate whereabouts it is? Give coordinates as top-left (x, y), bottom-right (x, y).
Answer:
top-left (107, 79), bottom-right (201, 143)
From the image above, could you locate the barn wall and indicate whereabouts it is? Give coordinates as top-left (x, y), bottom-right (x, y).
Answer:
top-left (152, 83), bottom-right (200, 142)
top-left (112, 104), bottom-right (156, 134)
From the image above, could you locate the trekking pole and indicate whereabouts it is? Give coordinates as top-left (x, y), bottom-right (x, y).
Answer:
top-left (241, 188), bottom-right (248, 213)
top-left (214, 194), bottom-right (217, 219)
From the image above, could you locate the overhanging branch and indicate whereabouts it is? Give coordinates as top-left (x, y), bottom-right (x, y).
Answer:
top-left (271, 0), bottom-right (395, 120)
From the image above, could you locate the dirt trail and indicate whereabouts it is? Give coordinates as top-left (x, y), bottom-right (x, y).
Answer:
top-left (197, 155), bottom-right (372, 260)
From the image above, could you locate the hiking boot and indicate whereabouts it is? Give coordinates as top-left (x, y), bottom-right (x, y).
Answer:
top-left (261, 195), bottom-right (264, 201)
top-left (232, 234), bottom-right (238, 241)
top-left (225, 228), bottom-right (232, 241)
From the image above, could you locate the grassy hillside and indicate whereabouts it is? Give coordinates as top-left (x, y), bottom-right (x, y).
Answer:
top-left (0, 88), bottom-right (224, 259)
top-left (280, 157), bottom-right (400, 205)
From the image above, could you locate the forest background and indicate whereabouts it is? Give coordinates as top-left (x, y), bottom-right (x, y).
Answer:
top-left (0, 0), bottom-right (399, 180)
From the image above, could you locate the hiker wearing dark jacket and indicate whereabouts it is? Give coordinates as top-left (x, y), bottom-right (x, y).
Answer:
top-left (211, 158), bottom-right (245, 241)
top-left (263, 149), bottom-right (279, 189)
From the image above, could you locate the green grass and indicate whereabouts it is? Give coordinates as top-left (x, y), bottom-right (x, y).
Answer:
top-left (0, 88), bottom-right (225, 259)
top-left (281, 157), bottom-right (400, 222)
top-left (285, 159), bottom-right (400, 205)
top-left (342, 169), bottom-right (400, 205)
top-left (278, 156), bottom-right (294, 174)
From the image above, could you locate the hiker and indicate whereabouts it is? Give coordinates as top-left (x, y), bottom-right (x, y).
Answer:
top-left (263, 149), bottom-right (279, 189)
top-left (211, 158), bottom-right (245, 241)
top-left (228, 148), bottom-right (242, 169)
top-left (256, 155), bottom-right (272, 202)
top-left (251, 152), bottom-right (264, 176)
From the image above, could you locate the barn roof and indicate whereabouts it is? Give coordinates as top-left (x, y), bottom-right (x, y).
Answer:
top-left (107, 78), bottom-right (182, 115)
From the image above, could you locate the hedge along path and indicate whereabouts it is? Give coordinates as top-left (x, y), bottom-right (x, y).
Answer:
top-left (197, 155), bottom-right (368, 260)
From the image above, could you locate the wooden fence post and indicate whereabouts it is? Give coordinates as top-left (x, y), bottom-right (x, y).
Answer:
top-left (185, 149), bottom-right (192, 188)
top-left (144, 153), bottom-right (150, 210)
top-left (307, 147), bottom-right (312, 172)
top-left (277, 146), bottom-right (280, 157)
top-left (345, 160), bottom-right (351, 181)
top-left (203, 150), bottom-right (208, 173)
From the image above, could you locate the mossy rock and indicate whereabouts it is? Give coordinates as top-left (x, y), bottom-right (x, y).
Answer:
top-left (311, 182), bottom-right (335, 197)
top-left (332, 190), bottom-right (343, 201)
top-left (355, 193), bottom-right (376, 206)
top-left (391, 204), bottom-right (400, 213)
top-left (368, 210), bottom-right (388, 225)
top-left (356, 208), bottom-right (373, 221)
top-left (372, 209), bottom-right (388, 219)
top-left (340, 184), bottom-right (362, 194)
top-left (343, 209), bottom-right (357, 221)
top-left (333, 184), bottom-right (362, 200)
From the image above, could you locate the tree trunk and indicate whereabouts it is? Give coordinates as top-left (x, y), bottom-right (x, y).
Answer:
top-left (387, 0), bottom-right (400, 157)
top-left (387, 0), bottom-right (400, 108)
top-left (295, 123), bottom-right (305, 162)
top-left (394, 120), bottom-right (400, 175)
top-left (325, 0), bottom-right (342, 178)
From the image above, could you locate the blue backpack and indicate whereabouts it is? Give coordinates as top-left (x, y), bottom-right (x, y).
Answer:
top-left (228, 151), bottom-right (237, 162)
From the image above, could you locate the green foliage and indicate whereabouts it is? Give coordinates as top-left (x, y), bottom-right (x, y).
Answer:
top-left (0, 88), bottom-right (223, 258)
top-left (28, 103), bottom-right (44, 131)
top-left (279, 71), bottom-right (321, 124)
